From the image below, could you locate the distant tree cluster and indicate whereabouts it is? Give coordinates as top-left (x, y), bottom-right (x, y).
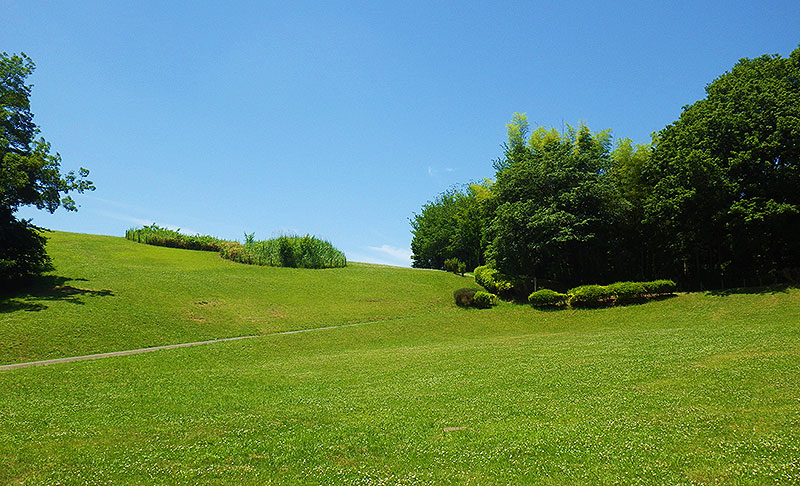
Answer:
top-left (412, 45), bottom-right (800, 290)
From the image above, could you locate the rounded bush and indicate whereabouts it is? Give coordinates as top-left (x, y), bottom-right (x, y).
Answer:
top-left (528, 289), bottom-right (567, 308)
top-left (454, 288), bottom-right (479, 307)
top-left (473, 265), bottom-right (497, 292)
top-left (568, 284), bottom-right (612, 307)
top-left (645, 279), bottom-right (677, 295)
top-left (473, 290), bottom-right (499, 309)
top-left (607, 281), bottom-right (647, 304)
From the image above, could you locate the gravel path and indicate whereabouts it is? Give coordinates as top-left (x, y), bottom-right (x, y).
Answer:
top-left (0, 318), bottom-right (400, 371)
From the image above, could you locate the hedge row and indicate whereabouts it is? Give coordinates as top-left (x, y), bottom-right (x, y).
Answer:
top-left (125, 225), bottom-right (226, 252)
top-left (529, 280), bottom-right (677, 308)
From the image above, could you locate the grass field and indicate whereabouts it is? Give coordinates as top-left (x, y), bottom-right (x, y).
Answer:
top-left (1, 232), bottom-right (799, 484)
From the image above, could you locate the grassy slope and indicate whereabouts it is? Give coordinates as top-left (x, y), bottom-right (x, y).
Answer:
top-left (0, 231), bottom-right (468, 364)
top-left (1, 232), bottom-right (799, 484)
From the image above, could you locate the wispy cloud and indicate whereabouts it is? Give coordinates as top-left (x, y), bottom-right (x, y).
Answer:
top-left (427, 166), bottom-right (456, 177)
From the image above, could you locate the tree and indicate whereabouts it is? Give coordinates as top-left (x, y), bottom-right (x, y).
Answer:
top-left (643, 45), bottom-right (800, 288)
top-left (486, 114), bottom-right (626, 287)
top-left (410, 181), bottom-right (491, 270)
top-left (1, 52), bottom-right (94, 282)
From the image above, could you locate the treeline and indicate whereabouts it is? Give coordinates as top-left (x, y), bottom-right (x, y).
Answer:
top-left (411, 46), bottom-right (800, 291)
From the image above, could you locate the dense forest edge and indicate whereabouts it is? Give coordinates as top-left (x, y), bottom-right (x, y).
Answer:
top-left (411, 45), bottom-right (800, 292)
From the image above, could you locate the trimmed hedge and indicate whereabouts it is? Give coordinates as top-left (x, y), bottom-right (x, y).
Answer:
top-left (564, 279), bottom-right (677, 308)
top-left (568, 284), bottom-right (613, 307)
top-left (473, 265), bottom-right (516, 297)
top-left (528, 289), bottom-right (568, 308)
top-left (645, 279), bottom-right (677, 295)
top-left (473, 290), bottom-right (499, 309)
top-left (607, 281), bottom-right (647, 304)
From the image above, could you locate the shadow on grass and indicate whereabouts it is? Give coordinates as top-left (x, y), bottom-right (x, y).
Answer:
top-left (706, 283), bottom-right (796, 297)
top-left (0, 275), bottom-right (114, 313)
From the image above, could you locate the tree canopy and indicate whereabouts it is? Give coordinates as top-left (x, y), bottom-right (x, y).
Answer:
top-left (411, 44), bottom-right (800, 291)
top-left (1, 52), bottom-right (94, 282)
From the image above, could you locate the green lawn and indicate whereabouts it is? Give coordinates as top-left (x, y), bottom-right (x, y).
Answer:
top-left (0, 231), bottom-right (467, 365)
top-left (1, 232), bottom-right (799, 484)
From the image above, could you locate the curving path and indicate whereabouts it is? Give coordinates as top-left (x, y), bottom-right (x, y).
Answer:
top-left (0, 318), bottom-right (403, 371)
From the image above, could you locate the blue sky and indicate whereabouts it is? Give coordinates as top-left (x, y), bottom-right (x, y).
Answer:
top-left (5, 0), bottom-right (799, 266)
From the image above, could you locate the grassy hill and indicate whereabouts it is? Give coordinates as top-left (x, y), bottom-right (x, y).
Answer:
top-left (1, 232), bottom-right (799, 484)
top-left (0, 231), bottom-right (467, 364)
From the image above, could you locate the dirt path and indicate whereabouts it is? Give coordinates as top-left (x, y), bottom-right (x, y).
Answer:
top-left (0, 318), bottom-right (402, 371)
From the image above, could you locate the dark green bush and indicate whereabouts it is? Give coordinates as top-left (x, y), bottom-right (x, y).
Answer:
top-left (607, 281), bottom-right (647, 304)
top-left (473, 290), bottom-right (499, 309)
top-left (528, 289), bottom-right (568, 308)
top-left (0, 217), bottom-right (52, 284)
top-left (454, 287), bottom-right (479, 307)
top-left (645, 279), bottom-right (677, 295)
top-left (568, 284), bottom-right (613, 307)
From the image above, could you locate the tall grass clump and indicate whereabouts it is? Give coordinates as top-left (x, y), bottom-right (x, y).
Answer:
top-left (221, 234), bottom-right (347, 269)
top-left (125, 225), bottom-right (226, 251)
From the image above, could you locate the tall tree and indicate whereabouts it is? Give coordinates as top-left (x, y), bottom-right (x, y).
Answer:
top-left (1, 52), bottom-right (93, 282)
top-left (410, 182), bottom-right (490, 270)
top-left (487, 114), bottom-right (625, 287)
top-left (643, 45), bottom-right (800, 288)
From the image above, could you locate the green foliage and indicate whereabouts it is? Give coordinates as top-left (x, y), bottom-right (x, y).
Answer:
top-left (1, 52), bottom-right (93, 281)
top-left (472, 290), bottom-right (499, 309)
top-left (607, 281), bottom-right (647, 304)
top-left (567, 284), bottom-right (613, 308)
top-left (453, 287), bottom-right (478, 307)
top-left (411, 182), bottom-right (491, 270)
top-left (127, 226), bottom-right (347, 269)
top-left (644, 45), bottom-right (800, 288)
top-left (473, 265), bottom-right (516, 297)
top-left (225, 234), bottom-right (347, 269)
top-left (444, 257), bottom-right (466, 275)
top-left (0, 216), bottom-right (51, 284)
top-left (528, 288), bottom-right (567, 308)
top-left (487, 114), bottom-right (627, 287)
top-left (644, 279), bottom-right (677, 295)
top-left (125, 225), bottom-right (226, 252)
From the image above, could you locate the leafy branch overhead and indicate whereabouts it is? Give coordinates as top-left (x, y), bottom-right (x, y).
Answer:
top-left (1, 52), bottom-right (94, 282)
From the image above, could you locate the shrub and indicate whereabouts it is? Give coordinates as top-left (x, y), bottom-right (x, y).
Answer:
top-left (473, 265), bottom-right (517, 298)
top-left (0, 217), bottom-right (52, 284)
top-left (473, 265), bottom-right (494, 291)
top-left (528, 289), bottom-right (567, 308)
top-left (225, 234), bottom-right (347, 269)
top-left (453, 287), bottom-right (479, 307)
top-left (473, 290), bottom-right (499, 309)
top-left (444, 258), bottom-right (466, 275)
top-left (568, 284), bottom-right (612, 307)
top-left (607, 281), bottom-right (647, 304)
top-left (645, 279), bottom-right (677, 295)
top-left (125, 225), bottom-right (225, 252)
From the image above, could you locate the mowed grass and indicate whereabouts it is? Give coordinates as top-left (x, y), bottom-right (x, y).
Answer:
top-left (1, 233), bottom-right (799, 484)
top-left (0, 232), bottom-right (467, 364)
